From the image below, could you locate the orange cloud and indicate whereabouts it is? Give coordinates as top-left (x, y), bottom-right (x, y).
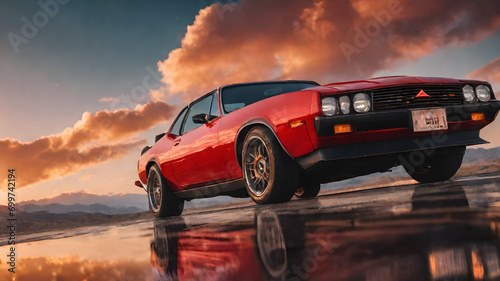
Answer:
top-left (79, 173), bottom-right (92, 181)
top-left (0, 101), bottom-right (177, 189)
top-left (99, 96), bottom-right (121, 103)
top-left (467, 57), bottom-right (500, 87)
top-left (157, 0), bottom-right (500, 101)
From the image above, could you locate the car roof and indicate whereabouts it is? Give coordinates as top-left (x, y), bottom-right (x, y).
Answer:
top-left (221, 80), bottom-right (319, 88)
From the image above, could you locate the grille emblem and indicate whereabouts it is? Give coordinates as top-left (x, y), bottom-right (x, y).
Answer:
top-left (415, 90), bottom-right (431, 98)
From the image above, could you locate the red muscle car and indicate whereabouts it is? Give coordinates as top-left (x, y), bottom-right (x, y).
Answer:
top-left (136, 76), bottom-right (500, 217)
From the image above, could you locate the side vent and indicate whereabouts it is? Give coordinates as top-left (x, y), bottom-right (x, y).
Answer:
top-left (141, 146), bottom-right (151, 155)
top-left (155, 133), bottom-right (166, 143)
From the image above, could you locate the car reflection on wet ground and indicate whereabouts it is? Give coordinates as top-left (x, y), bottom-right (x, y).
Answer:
top-left (3, 175), bottom-right (500, 281)
top-left (151, 177), bottom-right (500, 281)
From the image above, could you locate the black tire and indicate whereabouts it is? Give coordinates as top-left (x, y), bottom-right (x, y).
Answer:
top-left (242, 127), bottom-right (298, 204)
top-left (402, 146), bottom-right (465, 183)
top-left (295, 182), bottom-right (321, 198)
top-left (147, 164), bottom-right (184, 218)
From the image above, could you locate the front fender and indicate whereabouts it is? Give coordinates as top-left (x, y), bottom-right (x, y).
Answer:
top-left (219, 90), bottom-right (318, 178)
top-left (235, 119), bottom-right (293, 166)
top-left (234, 91), bottom-right (318, 161)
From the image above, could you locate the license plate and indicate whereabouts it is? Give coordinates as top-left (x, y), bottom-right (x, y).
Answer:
top-left (411, 108), bottom-right (448, 132)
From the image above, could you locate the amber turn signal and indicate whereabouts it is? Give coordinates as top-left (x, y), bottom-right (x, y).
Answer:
top-left (471, 113), bottom-right (485, 121)
top-left (334, 124), bottom-right (352, 134)
top-left (289, 120), bottom-right (305, 129)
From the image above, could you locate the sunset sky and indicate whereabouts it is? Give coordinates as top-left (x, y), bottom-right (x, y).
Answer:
top-left (1, 0), bottom-right (500, 203)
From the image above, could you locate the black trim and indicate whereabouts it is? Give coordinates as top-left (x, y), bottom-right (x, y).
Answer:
top-left (174, 179), bottom-right (245, 199)
top-left (155, 133), bottom-right (165, 143)
top-left (141, 146), bottom-right (151, 155)
top-left (296, 130), bottom-right (488, 170)
top-left (166, 106), bottom-right (188, 137)
top-left (315, 102), bottom-right (500, 136)
top-left (371, 84), bottom-right (464, 111)
top-left (188, 89), bottom-right (217, 108)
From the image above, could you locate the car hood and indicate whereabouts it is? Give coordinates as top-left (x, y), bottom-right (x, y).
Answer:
top-left (306, 76), bottom-right (477, 95)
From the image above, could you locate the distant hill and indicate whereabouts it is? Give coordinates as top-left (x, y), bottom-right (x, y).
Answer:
top-left (463, 147), bottom-right (500, 163)
top-left (0, 209), bottom-right (150, 238)
top-left (20, 191), bottom-right (148, 211)
top-left (322, 146), bottom-right (500, 191)
top-left (13, 147), bottom-right (500, 215)
top-left (0, 147), bottom-right (498, 238)
top-left (19, 203), bottom-right (145, 215)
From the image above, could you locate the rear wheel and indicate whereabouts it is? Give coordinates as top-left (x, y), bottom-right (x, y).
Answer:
top-left (295, 182), bottom-right (321, 198)
top-left (242, 127), bottom-right (298, 204)
top-left (402, 146), bottom-right (465, 183)
top-left (147, 164), bottom-right (184, 218)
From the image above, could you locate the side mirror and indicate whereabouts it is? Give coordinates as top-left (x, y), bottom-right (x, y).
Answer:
top-left (192, 113), bottom-right (208, 124)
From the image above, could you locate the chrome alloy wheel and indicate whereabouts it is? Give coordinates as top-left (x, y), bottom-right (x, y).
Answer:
top-left (256, 211), bottom-right (287, 278)
top-left (148, 171), bottom-right (162, 213)
top-left (244, 137), bottom-right (271, 196)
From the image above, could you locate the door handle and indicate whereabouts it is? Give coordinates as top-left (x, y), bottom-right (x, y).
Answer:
top-left (173, 139), bottom-right (181, 146)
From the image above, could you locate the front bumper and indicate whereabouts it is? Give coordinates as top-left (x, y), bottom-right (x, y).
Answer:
top-left (297, 130), bottom-right (485, 170)
top-left (297, 101), bottom-right (500, 170)
top-left (314, 102), bottom-right (500, 137)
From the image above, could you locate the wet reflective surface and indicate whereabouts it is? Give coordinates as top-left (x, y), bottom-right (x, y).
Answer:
top-left (3, 175), bottom-right (500, 280)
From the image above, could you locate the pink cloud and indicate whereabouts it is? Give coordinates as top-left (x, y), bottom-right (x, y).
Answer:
top-left (0, 101), bottom-right (177, 188)
top-left (157, 0), bottom-right (500, 102)
top-left (99, 97), bottom-right (121, 103)
top-left (467, 57), bottom-right (500, 87)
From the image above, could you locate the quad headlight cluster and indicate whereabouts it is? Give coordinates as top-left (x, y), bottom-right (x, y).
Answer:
top-left (322, 93), bottom-right (371, 116)
top-left (463, 85), bottom-right (491, 103)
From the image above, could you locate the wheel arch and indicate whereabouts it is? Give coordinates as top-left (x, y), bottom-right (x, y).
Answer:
top-left (235, 119), bottom-right (292, 167)
top-left (145, 159), bottom-right (160, 182)
top-left (145, 158), bottom-right (179, 193)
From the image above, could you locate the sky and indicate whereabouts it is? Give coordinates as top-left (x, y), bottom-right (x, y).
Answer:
top-left (0, 0), bottom-right (500, 203)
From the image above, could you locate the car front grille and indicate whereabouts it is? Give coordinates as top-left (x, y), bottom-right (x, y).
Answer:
top-left (372, 84), bottom-right (464, 111)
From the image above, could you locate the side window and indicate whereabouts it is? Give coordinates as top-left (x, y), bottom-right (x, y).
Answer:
top-left (209, 92), bottom-right (220, 118)
top-left (169, 107), bottom-right (188, 136)
top-left (182, 95), bottom-right (213, 134)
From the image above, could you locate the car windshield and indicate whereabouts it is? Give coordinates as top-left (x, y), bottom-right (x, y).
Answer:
top-left (221, 82), bottom-right (318, 113)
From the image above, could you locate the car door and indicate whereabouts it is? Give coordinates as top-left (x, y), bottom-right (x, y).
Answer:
top-left (169, 91), bottom-right (231, 188)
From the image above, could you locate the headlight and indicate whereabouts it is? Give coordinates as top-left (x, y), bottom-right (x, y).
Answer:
top-left (353, 93), bottom-right (371, 113)
top-left (339, 96), bottom-right (350, 114)
top-left (476, 85), bottom-right (491, 102)
top-left (463, 85), bottom-right (476, 103)
top-left (322, 97), bottom-right (339, 116)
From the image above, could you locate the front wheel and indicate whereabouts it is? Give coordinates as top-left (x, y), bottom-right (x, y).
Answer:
top-left (147, 164), bottom-right (184, 218)
top-left (401, 146), bottom-right (465, 183)
top-left (242, 127), bottom-right (298, 205)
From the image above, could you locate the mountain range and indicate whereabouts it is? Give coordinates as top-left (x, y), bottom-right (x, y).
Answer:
top-left (7, 146), bottom-right (500, 215)
top-left (19, 203), bottom-right (145, 215)
top-left (20, 191), bottom-right (147, 210)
